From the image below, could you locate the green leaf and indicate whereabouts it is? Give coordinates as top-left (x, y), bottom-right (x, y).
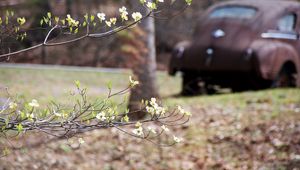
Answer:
top-left (19, 111), bottom-right (26, 119)
top-left (47, 12), bottom-right (52, 18)
top-left (40, 19), bottom-right (44, 26)
top-left (43, 17), bottom-right (49, 24)
top-left (74, 80), bottom-right (81, 88)
top-left (74, 28), bottom-right (78, 34)
top-left (59, 144), bottom-right (72, 153)
top-left (61, 19), bottom-right (66, 25)
top-left (54, 17), bottom-right (59, 24)
top-left (14, 27), bottom-right (19, 33)
top-left (2, 147), bottom-right (10, 156)
top-left (82, 21), bottom-right (87, 27)
top-left (41, 109), bottom-right (49, 117)
top-left (139, 0), bottom-right (146, 5)
top-left (16, 123), bottom-right (23, 132)
top-left (91, 109), bottom-right (96, 117)
top-left (185, 0), bottom-right (192, 5)
top-left (106, 81), bottom-right (112, 90)
top-left (5, 16), bottom-right (8, 25)
top-left (5, 118), bottom-right (8, 126)
top-left (17, 17), bottom-right (26, 26)
top-left (122, 115), bottom-right (129, 123)
top-left (24, 103), bottom-right (31, 111)
top-left (90, 15), bottom-right (95, 22)
top-left (84, 13), bottom-right (88, 21)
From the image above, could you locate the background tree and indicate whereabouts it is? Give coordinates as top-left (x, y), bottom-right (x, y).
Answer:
top-left (127, 0), bottom-right (159, 120)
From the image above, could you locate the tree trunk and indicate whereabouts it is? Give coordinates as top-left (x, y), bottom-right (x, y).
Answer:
top-left (128, 2), bottom-right (159, 120)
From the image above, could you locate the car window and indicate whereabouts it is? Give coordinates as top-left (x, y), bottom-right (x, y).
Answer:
top-left (277, 14), bottom-right (297, 32)
top-left (210, 6), bottom-right (257, 19)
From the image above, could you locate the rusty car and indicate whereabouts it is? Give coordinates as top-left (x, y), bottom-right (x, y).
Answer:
top-left (169, 0), bottom-right (300, 95)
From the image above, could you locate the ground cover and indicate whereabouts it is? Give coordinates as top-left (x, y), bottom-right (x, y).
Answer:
top-left (0, 65), bottom-right (300, 169)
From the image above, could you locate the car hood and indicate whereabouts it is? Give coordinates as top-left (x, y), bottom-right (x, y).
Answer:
top-left (191, 18), bottom-right (261, 51)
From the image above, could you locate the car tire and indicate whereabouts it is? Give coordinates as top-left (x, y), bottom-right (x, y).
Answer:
top-left (181, 74), bottom-right (217, 96)
top-left (181, 73), bottom-right (201, 96)
top-left (231, 86), bottom-right (247, 93)
top-left (272, 66), bottom-right (297, 88)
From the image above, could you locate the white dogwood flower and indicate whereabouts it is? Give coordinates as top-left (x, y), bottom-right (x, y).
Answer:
top-left (97, 13), bottom-right (106, 22)
top-left (96, 112), bottom-right (107, 121)
top-left (129, 76), bottom-right (139, 87)
top-left (173, 135), bottom-right (183, 143)
top-left (78, 138), bottom-right (85, 144)
top-left (132, 126), bottom-right (144, 137)
top-left (161, 125), bottom-right (170, 132)
top-left (119, 6), bottom-right (129, 21)
top-left (146, 2), bottom-right (157, 10)
top-left (147, 126), bottom-right (157, 134)
top-left (177, 105), bottom-right (192, 116)
top-left (29, 99), bottom-right (39, 108)
top-left (9, 102), bottom-right (17, 109)
top-left (53, 110), bottom-right (62, 117)
top-left (132, 12), bottom-right (142, 22)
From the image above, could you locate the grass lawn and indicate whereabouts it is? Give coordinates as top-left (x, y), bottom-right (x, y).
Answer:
top-left (1, 65), bottom-right (300, 169)
top-left (0, 66), bottom-right (180, 104)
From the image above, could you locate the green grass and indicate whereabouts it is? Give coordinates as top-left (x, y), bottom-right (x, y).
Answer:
top-left (0, 66), bottom-right (181, 104)
top-left (2, 66), bottom-right (299, 108)
top-left (1, 65), bottom-right (299, 123)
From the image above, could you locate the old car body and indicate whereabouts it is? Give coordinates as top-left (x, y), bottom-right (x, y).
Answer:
top-left (169, 0), bottom-right (300, 95)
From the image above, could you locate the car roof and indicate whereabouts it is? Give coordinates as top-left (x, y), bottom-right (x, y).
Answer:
top-left (212, 0), bottom-right (300, 12)
top-left (206, 0), bottom-right (300, 23)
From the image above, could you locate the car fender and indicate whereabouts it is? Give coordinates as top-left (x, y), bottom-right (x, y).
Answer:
top-left (173, 41), bottom-right (192, 56)
top-left (249, 40), bottom-right (300, 85)
top-left (169, 41), bottom-right (192, 75)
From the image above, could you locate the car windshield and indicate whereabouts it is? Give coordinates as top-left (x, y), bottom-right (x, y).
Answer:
top-left (210, 6), bottom-right (257, 19)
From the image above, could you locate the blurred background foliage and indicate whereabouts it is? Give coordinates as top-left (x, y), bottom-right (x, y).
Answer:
top-left (0, 0), bottom-right (222, 69)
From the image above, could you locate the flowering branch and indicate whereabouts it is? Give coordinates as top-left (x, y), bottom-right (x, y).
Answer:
top-left (0, 0), bottom-right (191, 60)
top-left (0, 76), bottom-right (191, 156)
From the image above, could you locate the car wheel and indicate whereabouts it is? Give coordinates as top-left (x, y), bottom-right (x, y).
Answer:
top-left (272, 67), bottom-right (297, 88)
top-left (181, 73), bottom-right (201, 96)
top-left (231, 86), bottom-right (247, 93)
top-left (205, 84), bottom-right (217, 95)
